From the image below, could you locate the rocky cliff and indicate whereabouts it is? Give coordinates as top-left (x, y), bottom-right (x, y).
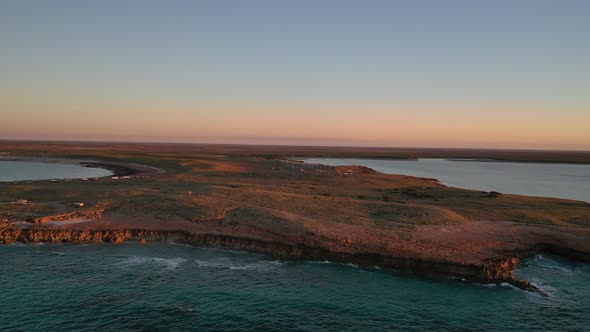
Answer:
top-left (0, 226), bottom-right (537, 291)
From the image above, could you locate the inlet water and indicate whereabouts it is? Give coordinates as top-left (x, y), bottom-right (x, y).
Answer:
top-left (0, 160), bottom-right (112, 181)
top-left (303, 158), bottom-right (590, 202)
top-left (0, 243), bottom-right (588, 331)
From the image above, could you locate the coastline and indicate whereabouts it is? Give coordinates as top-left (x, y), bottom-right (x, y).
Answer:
top-left (1, 141), bottom-right (589, 295)
top-left (0, 227), bottom-right (534, 290)
top-left (303, 156), bottom-right (590, 165)
top-left (445, 158), bottom-right (590, 165)
top-left (298, 157), bottom-right (590, 202)
top-left (2, 216), bottom-right (590, 294)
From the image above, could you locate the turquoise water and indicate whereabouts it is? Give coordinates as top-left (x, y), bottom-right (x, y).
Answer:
top-left (1, 244), bottom-right (588, 331)
top-left (303, 158), bottom-right (590, 202)
top-left (0, 160), bottom-right (112, 181)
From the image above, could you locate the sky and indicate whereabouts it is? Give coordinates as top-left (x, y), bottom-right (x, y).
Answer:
top-left (1, 0), bottom-right (589, 150)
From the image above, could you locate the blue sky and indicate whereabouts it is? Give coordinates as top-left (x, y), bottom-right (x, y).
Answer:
top-left (1, 0), bottom-right (589, 149)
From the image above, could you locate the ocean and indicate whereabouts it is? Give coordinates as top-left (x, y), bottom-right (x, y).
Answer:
top-left (1, 243), bottom-right (588, 331)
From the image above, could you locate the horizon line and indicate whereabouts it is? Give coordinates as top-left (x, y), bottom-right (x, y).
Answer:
top-left (1, 138), bottom-right (589, 153)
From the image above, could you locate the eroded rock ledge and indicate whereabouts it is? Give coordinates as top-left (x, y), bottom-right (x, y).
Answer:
top-left (1, 227), bottom-right (573, 292)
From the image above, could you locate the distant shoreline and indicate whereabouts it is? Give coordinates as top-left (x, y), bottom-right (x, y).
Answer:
top-left (298, 156), bottom-right (590, 202)
top-left (443, 158), bottom-right (590, 165)
top-left (2, 140), bottom-right (589, 164)
top-left (300, 156), bottom-right (590, 165)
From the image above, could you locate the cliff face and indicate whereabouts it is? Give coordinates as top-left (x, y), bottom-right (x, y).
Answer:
top-left (1, 228), bottom-right (135, 244)
top-left (0, 227), bottom-right (532, 290)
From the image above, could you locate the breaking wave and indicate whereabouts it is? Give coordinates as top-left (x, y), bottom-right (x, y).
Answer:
top-left (194, 258), bottom-right (282, 272)
top-left (118, 256), bottom-right (188, 269)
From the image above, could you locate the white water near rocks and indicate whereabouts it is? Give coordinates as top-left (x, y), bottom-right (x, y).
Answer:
top-left (1, 244), bottom-right (589, 331)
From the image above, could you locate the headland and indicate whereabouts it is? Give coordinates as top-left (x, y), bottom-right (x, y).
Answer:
top-left (1, 141), bottom-right (589, 292)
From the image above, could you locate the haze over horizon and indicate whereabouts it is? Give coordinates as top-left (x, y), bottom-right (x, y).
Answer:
top-left (1, 0), bottom-right (589, 150)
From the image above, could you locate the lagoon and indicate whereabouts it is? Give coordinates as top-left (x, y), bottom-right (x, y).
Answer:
top-left (303, 158), bottom-right (590, 202)
top-left (0, 160), bottom-right (112, 182)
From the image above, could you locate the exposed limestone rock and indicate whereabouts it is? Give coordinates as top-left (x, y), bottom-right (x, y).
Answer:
top-left (0, 227), bottom-right (552, 292)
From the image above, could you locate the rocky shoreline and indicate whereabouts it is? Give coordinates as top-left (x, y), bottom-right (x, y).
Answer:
top-left (1, 226), bottom-right (572, 293)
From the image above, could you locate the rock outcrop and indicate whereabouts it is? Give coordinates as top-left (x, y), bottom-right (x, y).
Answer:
top-left (0, 226), bottom-right (541, 291)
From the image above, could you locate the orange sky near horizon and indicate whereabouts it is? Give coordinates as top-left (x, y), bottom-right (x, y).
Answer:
top-left (3, 99), bottom-right (589, 150)
top-left (1, 1), bottom-right (589, 150)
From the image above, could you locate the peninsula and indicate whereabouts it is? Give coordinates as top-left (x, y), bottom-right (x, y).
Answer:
top-left (1, 141), bottom-right (590, 291)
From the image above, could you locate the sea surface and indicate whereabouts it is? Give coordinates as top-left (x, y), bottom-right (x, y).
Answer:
top-left (303, 158), bottom-right (590, 202)
top-left (1, 243), bottom-right (588, 331)
top-left (0, 160), bottom-right (112, 181)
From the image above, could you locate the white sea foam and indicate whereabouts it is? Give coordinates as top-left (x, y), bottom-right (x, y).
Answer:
top-left (528, 279), bottom-right (558, 298)
top-left (500, 282), bottom-right (520, 291)
top-left (498, 280), bottom-right (557, 299)
top-left (305, 260), bottom-right (378, 274)
top-left (307, 260), bottom-right (362, 269)
top-left (168, 242), bottom-right (193, 248)
top-left (194, 258), bottom-right (233, 268)
top-left (475, 283), bottom-right (497, 288)
top-left (306, 260), bottom-right (334, 265)
top-left (177, 306), bottom-right (195, 312)
top-left (194, 258), bottom-right (282, 272)
top-left (152, 257), bottom-right (188, 269)
top-left (545, 265), bottom-right (572, 273)
top-left (229, 261), bottom-right (282, 272)
top-left (119, 256), bottom-right (188, 269)
top-left (307, 260), bottom-right (334, 265)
